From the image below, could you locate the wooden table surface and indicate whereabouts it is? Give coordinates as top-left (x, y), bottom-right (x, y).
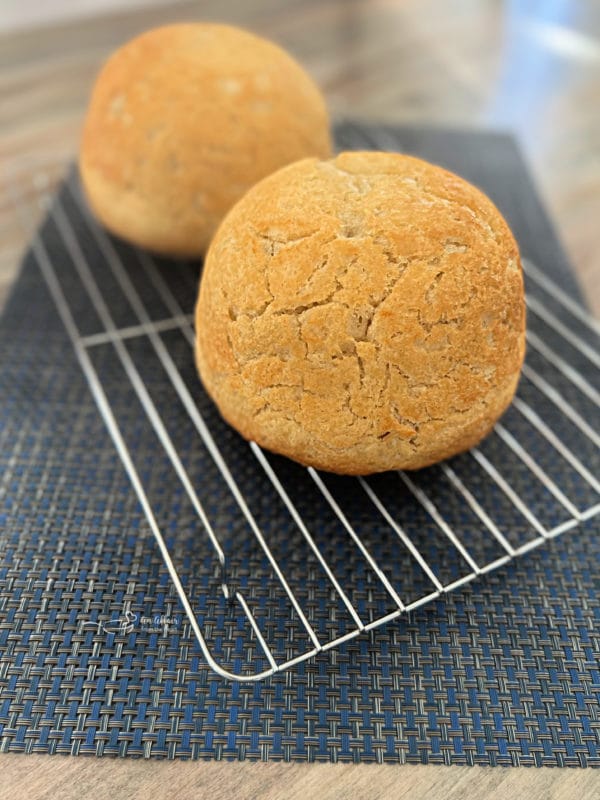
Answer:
top-left (1, 0), bottom-right (599, 797)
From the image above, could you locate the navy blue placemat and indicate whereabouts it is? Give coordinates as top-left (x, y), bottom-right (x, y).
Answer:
top-left (1, 122), bottom-right (599, 765)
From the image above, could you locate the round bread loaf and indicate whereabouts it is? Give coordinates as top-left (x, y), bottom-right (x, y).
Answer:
top-left (79, 23), bottom-right (331, 257)
top-left (195, 151), bottom-right (526, 474)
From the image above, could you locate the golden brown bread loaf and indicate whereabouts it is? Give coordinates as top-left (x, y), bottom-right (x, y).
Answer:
top-left (195, 151), bottom-right (526, 474)
top-left (79, 23), bottom-right (331, 257)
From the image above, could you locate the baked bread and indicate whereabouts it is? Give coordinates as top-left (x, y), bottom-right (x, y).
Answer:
top-left (79, 23), bottom-right (331, 257)
top-left (195, 151), bottom-right (526, 474)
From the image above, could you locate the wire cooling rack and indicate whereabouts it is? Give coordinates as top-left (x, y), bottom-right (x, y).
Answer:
top-left (6, 147), bottom-right (600, 682)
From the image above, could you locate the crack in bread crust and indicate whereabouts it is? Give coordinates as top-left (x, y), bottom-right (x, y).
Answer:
top-left (195, 150), bottom-right (526, 474)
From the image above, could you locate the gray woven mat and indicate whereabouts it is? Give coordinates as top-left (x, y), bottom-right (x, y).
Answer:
top-left (0, 122), bottom-right (599, 764)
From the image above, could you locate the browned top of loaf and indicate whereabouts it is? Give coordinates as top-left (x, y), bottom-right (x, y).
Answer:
top-left (79, 23), bottom-right (331, 255)
top-left (196, 151), bottom-right (526, 474)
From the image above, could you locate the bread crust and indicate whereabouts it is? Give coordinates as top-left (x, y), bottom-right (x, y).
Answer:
top-left (195, 151), bottom-right (526, 474)
top-left (79, 23), bottom-right (331, 257)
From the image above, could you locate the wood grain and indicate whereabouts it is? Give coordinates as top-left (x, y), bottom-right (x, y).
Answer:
top-left (2, 753), bottom-right (600, 800)
top-left (1, 0), bottom-right (599, 313)
top-left (1, 1), bottom-right (599, 797)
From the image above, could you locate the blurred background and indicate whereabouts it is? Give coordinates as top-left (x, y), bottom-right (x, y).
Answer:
top-left (1, 0), bottom-right (599, 312)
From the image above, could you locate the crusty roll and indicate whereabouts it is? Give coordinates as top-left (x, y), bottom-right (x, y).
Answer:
top-left (80, 23), bottom-right (331, 257)
top-left (195, 150), bottom-right (526, 474)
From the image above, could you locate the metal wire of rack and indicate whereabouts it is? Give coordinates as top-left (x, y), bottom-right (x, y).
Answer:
top-left (6, 144), bottom-right (600, 682)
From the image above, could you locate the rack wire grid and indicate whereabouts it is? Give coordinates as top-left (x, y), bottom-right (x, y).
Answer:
top-left (6, 144), bottom-right (600, 683)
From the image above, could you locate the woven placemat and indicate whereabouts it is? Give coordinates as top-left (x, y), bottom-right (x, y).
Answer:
top-left (0, 122), bottom-right (599, 765)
